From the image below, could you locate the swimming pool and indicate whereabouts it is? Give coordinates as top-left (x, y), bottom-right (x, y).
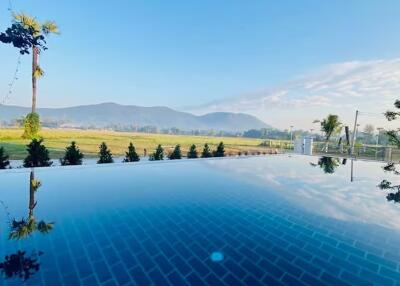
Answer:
top-left (0, 155), bottom-right (399, 285)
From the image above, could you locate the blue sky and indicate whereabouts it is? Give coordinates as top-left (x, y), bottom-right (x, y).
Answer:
top-left (1, 0), bottom-right (400, 128)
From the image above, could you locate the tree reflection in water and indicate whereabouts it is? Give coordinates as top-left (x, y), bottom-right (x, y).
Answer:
top-left (9, 170), bottom-right (54, 240)
top-left (0, 250), bottom-right (43, 281)
top-left (0, 170), bottom-right (54, 282)
top-left (310, 156), bottom-right (341, 174)
top-left (378, 162), bottom-right (400, 203)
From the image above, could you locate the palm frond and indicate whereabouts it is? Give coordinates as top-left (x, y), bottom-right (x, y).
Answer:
top-left (42, 21), bottom-right (59, 35)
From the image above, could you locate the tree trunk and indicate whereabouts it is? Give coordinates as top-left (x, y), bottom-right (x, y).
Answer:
top-left (32, 46), bottom-right (38, 113)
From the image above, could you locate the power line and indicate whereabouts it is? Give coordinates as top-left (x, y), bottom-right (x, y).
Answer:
top-left (0, 0), bottom-right (20, 106)
top-left (0, 55), bottom-right (21, 106)
top-left (358, 111), bottom-right (385, 118)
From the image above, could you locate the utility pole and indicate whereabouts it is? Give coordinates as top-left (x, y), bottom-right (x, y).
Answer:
top-left (350, 110), bottom-right (359, 156)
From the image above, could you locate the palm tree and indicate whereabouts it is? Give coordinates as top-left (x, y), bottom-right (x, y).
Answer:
top-left (318, 115), bottom-right (342, 152)
top-left (1, 13), bottom-right (58, 137)
top-left (8, 170), bottom-right (54, 240)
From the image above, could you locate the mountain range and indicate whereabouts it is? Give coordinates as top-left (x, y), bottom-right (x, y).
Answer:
top-left (0, 102), bottom-right (269, 132)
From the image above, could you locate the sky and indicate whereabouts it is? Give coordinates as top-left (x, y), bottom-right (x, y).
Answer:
top-left (1, 0), bottom-right (400, 129)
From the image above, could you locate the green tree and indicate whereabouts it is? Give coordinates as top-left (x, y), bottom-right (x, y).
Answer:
top-left (22, 112), bottom-right (40, 139)
top-left (0, 147), bottom-right (10, 169)
top-left (23, 139), bottom-right (52, 167)
top-left (318, 115), bottom-right (342, 152)
top-left (201, 143), bottom-right (212, 158)
top-left (1, 13), bottom-right (59, 137)
top-left (97, 142), bottom-right (113, 164)
top-left (60, 141), bottom-right (84, 166)
top-left (169, 144), bottom-right (182, 160)
top-left (187, 144), bottom-right (198, 159)
top-left (150, 145), bottom-right (164, 161)
top-left (213, 142), bottom-right (225, 157)
top-left (123, 142), bottom-right (140, 162)
top-left (384, 100), bottom-right (400, 147)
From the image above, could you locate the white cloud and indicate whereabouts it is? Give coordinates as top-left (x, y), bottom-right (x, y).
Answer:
top-left (188, 58), bottom-right (400, 129)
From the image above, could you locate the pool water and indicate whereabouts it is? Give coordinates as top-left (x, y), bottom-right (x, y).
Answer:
top-left (0, 155), bottom-right (399, 285)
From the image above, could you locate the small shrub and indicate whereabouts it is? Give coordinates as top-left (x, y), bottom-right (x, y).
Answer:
top-left (187, 144), bottom-right (198, 159)
top-left (169, 144), bottom-right (182, 160)
top-left (60, 141), bottom-right (84, 165)
top-left (123, 142), bottom-right (140, 162)
top-left (201, 143), bottom-right (212, 158)
top-left (23, 139), bottom-right (53, 167)
top-left (22, 113), bottom-right (40, 139)
top-left (150, 145), bottom-right (164, 161)
top-left (213, 142), bottom-right (225, 157)
top-left (97, 142), bottom-right (113, 164)
top-left (0, 147), bottom-right (10, 169)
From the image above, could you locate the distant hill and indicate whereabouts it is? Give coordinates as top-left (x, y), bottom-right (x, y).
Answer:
top-left (0, 103), bottom-right (270, 132)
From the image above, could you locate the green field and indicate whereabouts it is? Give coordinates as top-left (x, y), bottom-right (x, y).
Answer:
top-left (0, 128), bottom-right (287, 160)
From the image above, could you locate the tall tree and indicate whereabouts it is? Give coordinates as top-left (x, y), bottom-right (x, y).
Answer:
top-left (60, 141), bottom-right (84, 166)
top-left (187, 144), bottom-right (198, 159)
top-left (319, 115), bottom-right (342, 152)
top-left (0, 147), bottom-right (10, 169)
top-left (0, 13), bottom-right (59, 138)
top-left (123, 142), bottom-right (140, 162)
top-left (201, 143), bottom-right (212, 158)
top-left (97, 142), bottom-right (113, 164)
top-left (384, 100), bottom-right (400, 147)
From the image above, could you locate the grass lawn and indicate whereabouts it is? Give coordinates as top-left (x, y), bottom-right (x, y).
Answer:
top-left (0, 128), bottom-right (286, 160)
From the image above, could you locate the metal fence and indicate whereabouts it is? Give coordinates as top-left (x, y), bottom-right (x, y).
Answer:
top-left (311, 143), bottom-right (400, 162)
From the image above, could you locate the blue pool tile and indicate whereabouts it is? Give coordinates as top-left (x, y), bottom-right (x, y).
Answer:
top-left (380, 266), bottom-right (400, 281)
top-left (110, 263), bottom-right (131, 285)
top-left (348, 254), bottom-right (379, 272)
top-left (276, 258), bottom-right (303, 278)
top-left (366, 253), bottom-right (398, 270)
top-left (204, 273), bottom-right (226, 286)
top-left (148, 267), bottom-right (170, 286)
top-left (170, 255), bottom-right (192, 277)
top-left (243, 275), bottom-right (265, 286)
top-left (320, 272), bottom-right (351, 286)
top-left (81, 275), bottom-right (99, 286)
top-left (300, 273), bottom-right (327, 286)
top-left (340, 271), bottom-right (374, 286)
top-left (92, 260), bottom-right (113, 283)
top-left (338, 243), bottom-right (366, 258)
top-left (129, 266), bottom-right (152, 286)
top-left (187, 257), bottom-right (210, 277)
top-left (281, 273), bottom-right (307, 286)
top-left (222, 273), bottom-right (243, 286)
top-left (240, 259), bottom-right (264, 279)
top-left (186, 272), bottom-right (208, 286)
top-left (293, 257), bottom-right (322, 277)
top-left (166, 271), bottom-right (189, 286)
top-left (154, 254), bottom-right (174, 275)
top-left (360, 269), bottom-right (394, 286)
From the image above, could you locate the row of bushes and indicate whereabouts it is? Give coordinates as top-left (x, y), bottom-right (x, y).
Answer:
top-left (0, 140), bottom-right (226, 169)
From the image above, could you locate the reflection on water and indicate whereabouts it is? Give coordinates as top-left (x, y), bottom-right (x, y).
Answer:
top-left (0, 250), bottom-right (42, 281)
top-left (0, 170), bottom-right (54, 282)
top-left (207, 155), bottom-right (400, 230)
top-left (9, 170), bottom-right (54, 240)
top-left (310, 156), bottom-right (341, 174)
top-left (379, 162), bottom-right (400, 203)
